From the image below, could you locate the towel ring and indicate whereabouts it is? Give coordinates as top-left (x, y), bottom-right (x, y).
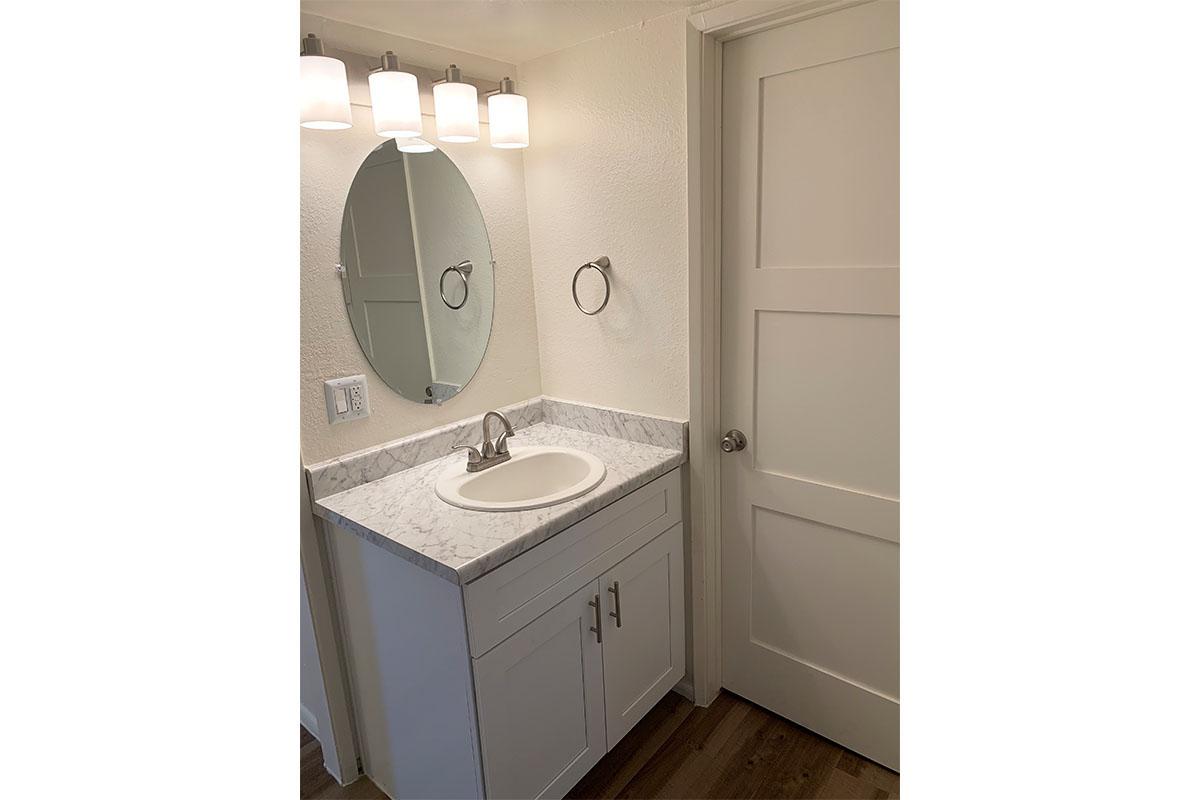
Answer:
top-left (440, 260), bottom-right (473, 310)
top-left (572, 256), bottom-right (611, 316)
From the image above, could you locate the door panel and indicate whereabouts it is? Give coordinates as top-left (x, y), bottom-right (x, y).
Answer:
top-left (599, 524), bottom-right (685, 747)
top-left (750, 507), bottom-right (898, 698)
top-left (720, 0), bottom-right (900, 770)
top-left (759, 48), bottom-right (900, 268)
top-left (473, 581), bottom-right (606, 799)
top-left (755, 310), bottom-right (899, 498)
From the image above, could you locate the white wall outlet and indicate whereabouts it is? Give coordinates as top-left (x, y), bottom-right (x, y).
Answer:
top-left (325, 375), bottom-right (370, 424)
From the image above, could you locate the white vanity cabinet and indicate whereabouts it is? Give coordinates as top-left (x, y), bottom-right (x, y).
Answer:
top-left (471, 580), bottom-right (607, 799)
top-left (325, 468), bottom-right (685, 800)
top-left (472, 523), bottom-right (685, 799)
top-left (597, 527), bottom-right (685, 745)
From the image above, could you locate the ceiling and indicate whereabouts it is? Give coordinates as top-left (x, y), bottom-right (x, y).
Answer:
top-left (300, 1), bottom-right (715, 65)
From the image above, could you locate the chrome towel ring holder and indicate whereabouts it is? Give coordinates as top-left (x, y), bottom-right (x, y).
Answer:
top-left (572, 256), bottom-right (611, 316)
top-left (440, 260), bottom-right (473, 310)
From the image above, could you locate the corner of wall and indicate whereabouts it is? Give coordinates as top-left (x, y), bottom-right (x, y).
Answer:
top-left (513, 9), bottom-right (693, 422)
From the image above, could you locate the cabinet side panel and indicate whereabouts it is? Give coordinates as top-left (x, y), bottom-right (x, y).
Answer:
top-left (328, 522), bottom-right (484, 799)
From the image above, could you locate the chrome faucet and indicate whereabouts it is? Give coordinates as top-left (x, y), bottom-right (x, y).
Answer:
top-left (451, 410), bottom-right (516, 472)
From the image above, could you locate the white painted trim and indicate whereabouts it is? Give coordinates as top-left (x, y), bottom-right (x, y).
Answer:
top-left (672, 678), bottom-right (696, 704)
top-left (690, 0), bottom-right (873, 41)
top-left (300, 466), bottom-right (361, 786)
top-left (301, 705), bottom-right (320, 741)
top-left (684, 15), bottom-right (725, 710)
top-left (688, 0), bottom-right (871, 710)
top-left (301, 692), bottom-right (341, 779)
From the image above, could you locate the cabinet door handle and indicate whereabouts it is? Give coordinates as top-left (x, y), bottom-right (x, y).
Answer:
top-left (607, 582), bottom-right (622, 628)
top-left (588, 595), bottom-right (602, 643)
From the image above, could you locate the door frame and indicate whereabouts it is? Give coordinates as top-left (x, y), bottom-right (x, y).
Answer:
top-left (300, 465), bottom-right (361, 784)
top-left (683, 0), bottom-right (880, 707)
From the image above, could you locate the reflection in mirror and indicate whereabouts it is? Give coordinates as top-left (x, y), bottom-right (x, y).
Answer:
top-left (339, 140), bottom-right (494, 404)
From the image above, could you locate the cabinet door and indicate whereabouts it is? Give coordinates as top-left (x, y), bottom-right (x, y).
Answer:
top-left (473, 580), bottom-right (606, 799)
top-left (599, 523), bottom-right (686, 747)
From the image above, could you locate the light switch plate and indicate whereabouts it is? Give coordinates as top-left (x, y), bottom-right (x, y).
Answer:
top-left (325, 375), bottom-right (370, 424)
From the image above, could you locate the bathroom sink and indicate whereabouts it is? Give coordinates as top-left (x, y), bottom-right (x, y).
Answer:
top-left (435, 446), bottom-right (606, 511)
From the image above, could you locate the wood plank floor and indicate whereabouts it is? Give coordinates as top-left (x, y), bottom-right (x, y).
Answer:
top-left (301, 690), bottom-right (899, 799)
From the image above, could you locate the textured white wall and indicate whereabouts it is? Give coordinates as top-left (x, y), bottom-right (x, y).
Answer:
top-left (302, 10), bottom-right (695, 464)
top-left (301, 49), bottom-right (541, 465)
top-left (518, 10), bottom-right (691, 420)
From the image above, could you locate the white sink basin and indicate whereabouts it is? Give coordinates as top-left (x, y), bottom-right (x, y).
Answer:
top-left (435, 446), bottom-right (606, 511)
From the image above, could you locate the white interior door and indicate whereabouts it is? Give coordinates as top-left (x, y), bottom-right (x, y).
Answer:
top-left (472, 580), bottom-right (607, 799)
top-left (719, 0), bottom-right (900, 770)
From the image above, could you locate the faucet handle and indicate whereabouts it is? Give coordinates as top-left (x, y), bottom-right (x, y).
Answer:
top-left (495, 428), bottom-right (516, 455)
top-left (451, 443), bottom-right (483, 465)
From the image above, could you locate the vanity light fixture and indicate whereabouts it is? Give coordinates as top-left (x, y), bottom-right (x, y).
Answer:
top-left (395, 137), bottom-right (436, 153)
top-left (486, 77), bottom-right (529, 149)
top-left (299, 34), bottom-right (352, 130)
top-left (368, 51), bottom-right (422, 138)
top-left (432, 64), bottom-right (480, 143)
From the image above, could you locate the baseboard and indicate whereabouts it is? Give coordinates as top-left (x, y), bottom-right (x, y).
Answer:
top-left (301, 705), bottom-right (320, 741)
top-left (672, 677), bottom-right (695, 703)
top-left (301, 705), bottom-right (349, 785)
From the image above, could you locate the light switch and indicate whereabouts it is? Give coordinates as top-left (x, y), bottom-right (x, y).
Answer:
top-left (324, 375), bottom-right (370, 424)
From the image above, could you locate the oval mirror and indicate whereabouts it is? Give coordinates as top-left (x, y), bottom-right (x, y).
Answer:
top-left (339, 140), bottom-right (494, 404)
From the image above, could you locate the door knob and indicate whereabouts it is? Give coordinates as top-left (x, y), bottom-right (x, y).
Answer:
top-left (721, 429), bottom-right (747, 453)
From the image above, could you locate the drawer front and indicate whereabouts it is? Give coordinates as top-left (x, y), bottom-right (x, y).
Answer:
top-left (464, 469), bottom-right (682, 658)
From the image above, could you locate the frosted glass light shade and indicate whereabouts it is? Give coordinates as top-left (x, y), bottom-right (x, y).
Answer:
top-left (369, 70), bottom-right (422, 138)
top-left (488, 92), bottom-right (529, 149)
top-left (300, 55), bottom-right (352, 130)
top-left (396, 137), bottom-right (436, 153)
top-left (434, 81), bottom-right (480, 142)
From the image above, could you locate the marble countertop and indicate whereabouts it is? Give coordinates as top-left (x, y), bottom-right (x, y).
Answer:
top-left (313, 422), bottom-right (686, 585)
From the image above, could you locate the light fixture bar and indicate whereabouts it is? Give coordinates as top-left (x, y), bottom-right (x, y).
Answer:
top-left (301, 33), bottom-right (324, 57)
top-left (376, 51), bottom-right (402, 72)
top-left (485, 77), bottom-right (517, 96)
